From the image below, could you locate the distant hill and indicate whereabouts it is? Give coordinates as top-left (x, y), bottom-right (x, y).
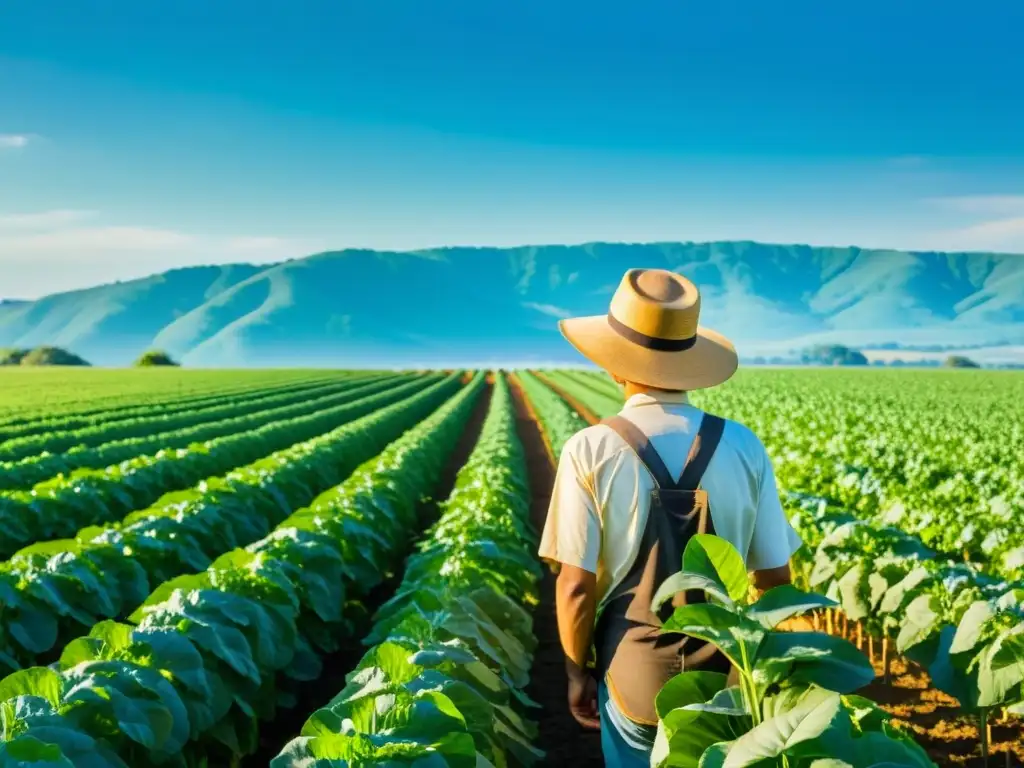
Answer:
top-left (1, 242), bottom-right (1022, 367)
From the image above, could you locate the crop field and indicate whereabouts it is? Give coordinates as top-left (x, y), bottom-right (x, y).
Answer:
top-left (0, 367), bottom-right (1021, 767)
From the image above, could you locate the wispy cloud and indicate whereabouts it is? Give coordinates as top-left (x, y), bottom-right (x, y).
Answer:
top-left (522, 301), bottom-right (573, 319)
top-left (0, 210), bottom-right (97, 230)
top-left (929, 195), bottom-right (1024, 217)
top-left (925, 195), bottom-right (1024, 252)
top-left (0, 134), bottom-right (33, 149)
top-left (950, 217), bottom-right (1024, 245)
top-left (2, 225), bottom-right (196, 253)
top-left (0, 209), bottom-right (317, 298)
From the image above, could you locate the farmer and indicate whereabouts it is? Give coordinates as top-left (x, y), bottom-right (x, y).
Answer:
top-left (538, 268), bottom-right (802, 767)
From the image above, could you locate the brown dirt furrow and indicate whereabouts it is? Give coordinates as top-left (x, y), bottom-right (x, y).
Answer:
top-left (245, 380), bottom-right (494, 766)
top-left (509, 375), bottom-right (605, 767)
top-left (861, 655), bottom-right (1024, 767)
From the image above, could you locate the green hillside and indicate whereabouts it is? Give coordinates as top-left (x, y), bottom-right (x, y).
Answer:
top-left (1, 241), bottom-right (1022, 366)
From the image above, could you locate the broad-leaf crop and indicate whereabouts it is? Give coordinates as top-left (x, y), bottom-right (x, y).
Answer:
top-left (0, 373), bottom-right (487, 765)
top-left (651, 535), bottom-right (934, 768)
top-left (274, 373), bottom-right (544, 767)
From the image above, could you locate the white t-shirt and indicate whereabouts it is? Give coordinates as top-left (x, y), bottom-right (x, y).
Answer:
top-left (538, 390), bottom-right (803, 611)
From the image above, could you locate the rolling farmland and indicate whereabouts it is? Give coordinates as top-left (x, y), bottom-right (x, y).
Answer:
top-left (0, 367), bottom-right (1021, 766)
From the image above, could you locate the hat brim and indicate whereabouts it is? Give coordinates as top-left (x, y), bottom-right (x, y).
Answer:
top-left (558, 315), bottom-right (738, 391)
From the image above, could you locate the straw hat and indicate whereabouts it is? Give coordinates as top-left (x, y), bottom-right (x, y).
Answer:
top-left (558, 268), bottom-right (738, 391)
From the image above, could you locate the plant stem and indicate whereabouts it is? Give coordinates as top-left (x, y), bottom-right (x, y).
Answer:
top-left (737, 643), bottom-right (761, 727)
top-left (981, 708), bottom-right (990, 767)
top-left (742, 673), bottom-right (761, 727)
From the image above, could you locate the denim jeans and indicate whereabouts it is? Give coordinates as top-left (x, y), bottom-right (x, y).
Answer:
top-left (598, 680), bottom-right (657, 768)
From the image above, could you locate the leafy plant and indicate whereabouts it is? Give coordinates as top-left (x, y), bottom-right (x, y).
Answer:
top-left (787, 491), bottom-right (1024, 762)
top-left (0, 374), bottom-right (386, 487)
top-left (0, 374), bottom-right (485, 765)
top-left (650, 534), bottom-right (934, 768)
top-left (514, 370), bottom-right (587, 456)
top-left (275, 374), bottom-right (544, 767)
top-left (0, 374), bottom-right (433, 556)
top-left (0, 373), bottom-right (461, 675)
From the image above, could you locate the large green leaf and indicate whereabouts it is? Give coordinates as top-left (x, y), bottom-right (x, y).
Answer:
top-left (662, 604), bottom-right (765, 670)
top-left (754, 633), bottom-right (875, 694)
top-left (652, 672), bottom-right (738, 768)
top-left (948, 601), bottom-right (996, 655)
top-left (837, 564), bottom-right (872, 622)
top-left (0, 736), bottom-right (74, 767)
top-left (655, 672), bottom-right (730, 718)
top-left (746, 586), bottom-right (835, 630)
top-left (896, 595), bottom-right (942, 653)
top-left (878, 567), bottom-right (931, 615)
top-left (684, 535), bottom-right (750, 604)
top-left (7, 606), bottom-right (58, 656)
top-left (653, 573), bottom-right (736, 613)
top-left (975, 629), bottom-right (1024, 708)
top-left (0, 669), bottom-right (62, 709)
top-left (719, 687), bottom-right (849, 766)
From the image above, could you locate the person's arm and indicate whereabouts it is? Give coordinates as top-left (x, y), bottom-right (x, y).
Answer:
top-left (556, 564), bottom-right (600, 729)
top-left (753, 562), bottom-right (791, 591)
top-left (537, 435), bottom-right (602, 730)
top-left (747, 441), bottom-right (802, 589)
top-left (557, 564), bottom-right (598, 668)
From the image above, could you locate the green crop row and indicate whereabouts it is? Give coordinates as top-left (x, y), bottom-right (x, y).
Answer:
top-left (786, 492), bottom-right (1024, 741)
top-left (0, 373), bottom-right (482, 766)
top-left (0, 370), bottom-right (349, 432)
top-left (0, 372), bottom-right (376, 464)
top-left (0, 373), bottom-right (464, 675)
top-left (513, 370), bottom-right (588, 458)
top-left (0, 374), bottom-right (388, 490)
top-left (273, 372), bottom-right (544, 767)
top-left (539, 369), bottom-right (623, 416)
top-left (0, 374), bottom-right (426, 557)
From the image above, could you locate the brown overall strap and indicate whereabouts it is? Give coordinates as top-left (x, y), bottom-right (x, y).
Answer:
top-left (602, 413), bottom-right (726, 491)
top-left (677, 414), bottom-right (726, 491)
top-left (601, 415), bottom-right (675, 489)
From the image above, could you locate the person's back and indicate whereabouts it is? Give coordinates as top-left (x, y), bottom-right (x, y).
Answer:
top-left (538, 268), bottom-right (801, 767)
top-left (547, 390), bottom-right (799, 610)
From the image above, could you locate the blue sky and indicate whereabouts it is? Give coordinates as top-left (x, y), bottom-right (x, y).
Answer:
top-left (1, 0), bottom-right (1023, 298)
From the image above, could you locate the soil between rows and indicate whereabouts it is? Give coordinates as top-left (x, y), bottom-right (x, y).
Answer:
top-left (245, 379), bottom-right (494, 765)
top-left (509, 376), bottom-right (605, 767)
top-left (863, 655), bottom-right (1024, 767)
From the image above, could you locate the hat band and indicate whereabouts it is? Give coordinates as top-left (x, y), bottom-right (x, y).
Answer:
top-left (607, 313), bottom-right (697, 352)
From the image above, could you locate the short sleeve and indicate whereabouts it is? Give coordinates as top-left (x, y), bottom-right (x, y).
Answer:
top-left (538, 436), bottom-right (602, 574)
top-left (746, 447), bottom-right (803, 571)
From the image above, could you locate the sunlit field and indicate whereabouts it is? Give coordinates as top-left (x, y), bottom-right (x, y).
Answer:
top-left (0, 366), bottom-right (1021, 766)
